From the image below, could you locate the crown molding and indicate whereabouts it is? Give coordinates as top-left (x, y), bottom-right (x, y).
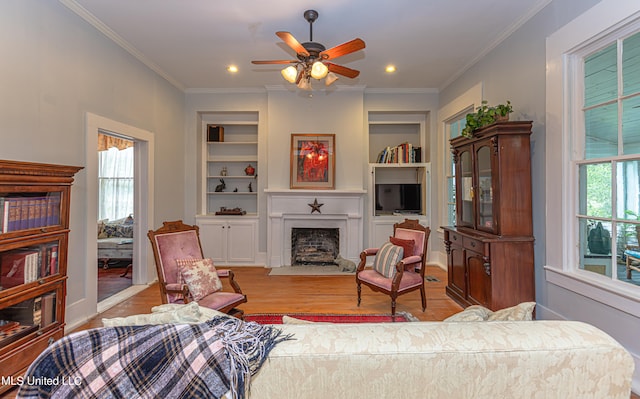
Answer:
top-left (59, 0), bottom-right (186, 91)
top-left (364, 88), bottom-right (439, 95)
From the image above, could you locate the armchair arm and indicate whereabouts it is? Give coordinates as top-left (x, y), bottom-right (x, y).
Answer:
top-left (216, 269), bottom-right (244, 294)
top-left (164, 283), bottom-right (191, 304)
top-left (400, 255), bottom-right (422, 266)
top-left (356, 248), bottom-right (379, 273)
top-left (363, 248), bottom-right (379, 256)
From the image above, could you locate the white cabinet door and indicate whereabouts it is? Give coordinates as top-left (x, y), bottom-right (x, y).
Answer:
top-left (197, 219), bottom-right (227, 263)
top-left (226, 220), bottom-right (256, 263)
top-left (196, 216), bottom-right (257, 265)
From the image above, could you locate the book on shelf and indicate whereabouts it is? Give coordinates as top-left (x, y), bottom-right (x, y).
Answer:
top-left (375, 143), bottom-right (422, 164)
top-left (0, 296), bottom-right (42, 326)
top-left (0, 249), bottom-right (40, 288)
top-left (40, 292), bottom-right (56, 327)
top-left (0, 194), bottom-right (61, 233)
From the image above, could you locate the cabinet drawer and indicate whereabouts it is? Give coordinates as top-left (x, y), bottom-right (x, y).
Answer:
top-left (448, 232), bottom-right (463, 245)
top-left (463, 237), bottom-right (484, 252)
top-left (0, 327), bottom-right (63, 388)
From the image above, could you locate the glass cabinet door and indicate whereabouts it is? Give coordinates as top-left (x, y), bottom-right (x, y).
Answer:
top-left (0, 236), bottom-right (62, 294)
top-left (476, 144), bottom-right (495, 232)
top-left (458, 149), bottom-right (474, 227)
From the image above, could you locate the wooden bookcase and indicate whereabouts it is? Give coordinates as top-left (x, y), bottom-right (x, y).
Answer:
top-left (0, 160), bottom-right (82, 394)
top-left (442, 121), bottom-right (534, 311)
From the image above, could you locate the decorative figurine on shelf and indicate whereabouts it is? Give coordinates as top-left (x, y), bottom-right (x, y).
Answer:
top-left (244, 164), bottom-right (255, 176)
top-left (248, 182), bottom-right (253, 192)
top-left (233, 188), bottom-right (238, 192)
top-left (214, 179), bottom-right (226, 192)
top-left (220, 166), bottom-right (227, 176)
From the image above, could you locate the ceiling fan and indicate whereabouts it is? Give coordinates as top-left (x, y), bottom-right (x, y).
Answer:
top-left (251, 10), bottom-right (365, 89)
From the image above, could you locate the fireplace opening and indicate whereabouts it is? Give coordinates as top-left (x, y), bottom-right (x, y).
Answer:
top-left (291, 228), bottom-right (339, 266)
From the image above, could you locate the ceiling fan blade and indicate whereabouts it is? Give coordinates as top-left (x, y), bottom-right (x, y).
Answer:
top-left (320, 38), bottom-right (365, 60)
top-left (326, 62), bottom-right (360, 79)
top-left (251, 60), bottom-right (298, 65)
top-left (276, 31), bottom-right (309, 57)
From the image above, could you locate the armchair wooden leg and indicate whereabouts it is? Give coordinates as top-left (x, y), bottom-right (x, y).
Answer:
top-left (391, 297), bottom-right (397, 316)
top-left (420, 286), bottom-right (426, 312)
top-left (357, 282), bottom-right (362, 306)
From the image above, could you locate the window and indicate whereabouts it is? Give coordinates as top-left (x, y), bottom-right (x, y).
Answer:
top-left (98, 135), bottom-right (134, 221)
top-left (445, 116), bottom-right (467, 225)
top-left (575, 30), bottom-right (640, 287)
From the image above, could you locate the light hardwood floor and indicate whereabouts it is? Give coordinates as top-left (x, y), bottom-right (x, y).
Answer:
top-left (77, 265), bottom-right (462, 330)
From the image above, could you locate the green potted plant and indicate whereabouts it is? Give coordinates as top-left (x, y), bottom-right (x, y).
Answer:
top-left (461, 100), bottom-right (513, 138)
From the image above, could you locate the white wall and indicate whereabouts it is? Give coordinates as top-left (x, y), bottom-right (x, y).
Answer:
top-left (0, 1), bottom-right (186, 327)
top-left (439, 0), bottom-right (640, 390)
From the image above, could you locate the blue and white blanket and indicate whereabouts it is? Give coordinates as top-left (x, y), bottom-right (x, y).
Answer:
top-left (17, 317), bottom-right (289, 399)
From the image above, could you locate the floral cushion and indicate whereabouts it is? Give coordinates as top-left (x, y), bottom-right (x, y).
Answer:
top-left (98, 215), bottom-right (134, 238)
top-left (389, 236), bottom-right (414, 259)
top-left (372, 242), bottom-right (404, 278)
top-left (444, 302), bottom-right (536, 322)
top-left (443, 305), bottom-right (493, 322)
top-left (487, 302), bottom-right (536, 321)
top-left (176, 258), bottom-right (223, 301)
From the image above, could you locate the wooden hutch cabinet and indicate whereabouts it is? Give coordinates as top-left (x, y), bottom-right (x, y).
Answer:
top-left (443, 121), bottom-right (534, 310)
top-left (0, 160), bottom-right (82, 394)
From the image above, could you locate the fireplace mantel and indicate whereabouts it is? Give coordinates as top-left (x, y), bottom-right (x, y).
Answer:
top-left (266, 189), bottom-right (366, 267)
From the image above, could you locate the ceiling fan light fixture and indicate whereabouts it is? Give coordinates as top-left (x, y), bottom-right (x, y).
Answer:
top-left (281, 66), bottom-right (298, 83)
top-left (325, 72), bottom-right (339, 86)
top-left (297, 76), bottom-right (312, 90)
top-left (310, 61), bottom-right (329, 79)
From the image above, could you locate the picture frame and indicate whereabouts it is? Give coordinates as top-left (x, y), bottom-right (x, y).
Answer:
top-left (290, 134), bottom-right (335, 189)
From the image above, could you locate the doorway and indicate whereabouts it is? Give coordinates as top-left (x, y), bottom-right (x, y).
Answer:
top-left (83, 113), bottom-right (155, 318)
top-left (97, 133), bottom-right (135, 301)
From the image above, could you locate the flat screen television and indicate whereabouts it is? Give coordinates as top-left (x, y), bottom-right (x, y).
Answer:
top-left (375, 183), bottom-right (422, 215)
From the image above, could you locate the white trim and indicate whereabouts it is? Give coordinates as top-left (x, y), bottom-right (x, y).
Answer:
top-left (66, 113), bottom-right (155, 327)
top-left (436, 82), bottom-right (483, 229)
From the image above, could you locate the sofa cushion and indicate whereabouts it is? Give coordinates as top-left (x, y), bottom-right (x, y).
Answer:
top-left (98, 215), bottom-right (134, 238)
top-left (444, 302), bottom-right (536, 322)
top-left (389, 236), bottom-right (414, 259)
top-left (487, 301), bottom-right (536, 321)
top-left (372, 242), bottom-right (404, 278)
top-left (443, 305), bottom-right (493, 322)
top-left (177, 258), bottom-right (223, 301)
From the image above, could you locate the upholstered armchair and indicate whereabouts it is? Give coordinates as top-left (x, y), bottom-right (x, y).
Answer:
top-left (147, 220), bottom-right (247, 316)
top-left (356, 219), bottom-right (430, 315)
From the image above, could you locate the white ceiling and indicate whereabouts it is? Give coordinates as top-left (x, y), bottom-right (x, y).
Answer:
top-left (64, 0), bottom-right (550, 91)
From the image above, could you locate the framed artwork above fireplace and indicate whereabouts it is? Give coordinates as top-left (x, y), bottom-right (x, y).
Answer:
top-left (290, 134), bottom-right (335, 189)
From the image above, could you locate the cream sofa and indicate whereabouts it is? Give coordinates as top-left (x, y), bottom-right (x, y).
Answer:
top-left (22, 304), bottom-right (634, 399)
top-left (249, 320), bottom-right (634, 399)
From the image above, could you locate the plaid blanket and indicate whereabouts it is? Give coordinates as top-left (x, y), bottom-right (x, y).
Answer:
top-left (17, 317), bottom-right (290, 399)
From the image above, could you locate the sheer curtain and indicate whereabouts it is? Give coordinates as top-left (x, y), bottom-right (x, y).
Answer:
top-left (98, 135), bottom-right (134, 221)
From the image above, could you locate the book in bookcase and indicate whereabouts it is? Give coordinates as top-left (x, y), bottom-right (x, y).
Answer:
top-left (0, 249), bottom-right (40, 289)
top-left (0, 194), bottom-right (61, 233)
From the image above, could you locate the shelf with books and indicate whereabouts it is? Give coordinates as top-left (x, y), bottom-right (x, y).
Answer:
top-left (0, 192), bottom-right (63, 234)
top-left (0, 160), bottom-right (80, 396)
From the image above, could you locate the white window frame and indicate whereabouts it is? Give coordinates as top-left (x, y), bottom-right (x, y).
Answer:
top-left (545, 0), bottom-right (640, 317)
top-left (437, 83), bottom-right (482, 229)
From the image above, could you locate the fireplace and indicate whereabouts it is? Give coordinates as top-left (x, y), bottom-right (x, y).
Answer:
top-left (266, 189), bottom-right (365, 267)
top-left (291, 228), bottom-right (339, 265)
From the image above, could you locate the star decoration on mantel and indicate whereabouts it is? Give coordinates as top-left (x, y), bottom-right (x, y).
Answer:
top-left (308, 198), bottom-right (324, 214)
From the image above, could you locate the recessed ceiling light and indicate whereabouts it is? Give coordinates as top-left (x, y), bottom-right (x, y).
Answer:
top-left (227, 65), bottom-right (238, 73)
top-left (385, 65), bottom-right (396, 73)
